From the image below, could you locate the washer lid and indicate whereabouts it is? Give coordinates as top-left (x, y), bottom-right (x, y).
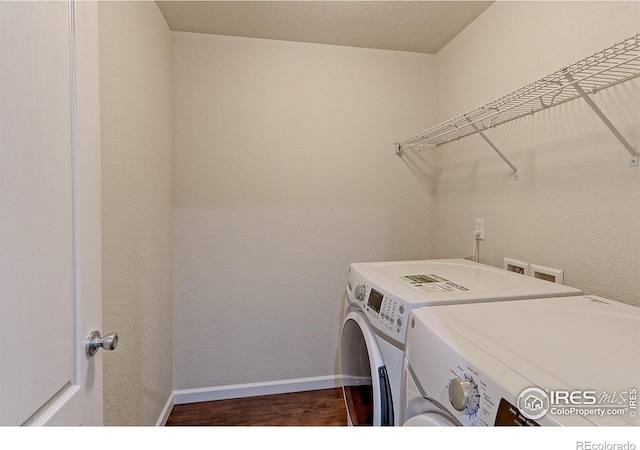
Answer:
top-left (412, 296), bottom-right (640, 426)
top-left (351, 258), bottom-right (582, 306)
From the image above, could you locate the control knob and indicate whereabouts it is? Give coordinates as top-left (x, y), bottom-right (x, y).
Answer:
top-left (448, 375), bottom-right (480, 415)
top-left (354, 283), bottom-right (367, 301)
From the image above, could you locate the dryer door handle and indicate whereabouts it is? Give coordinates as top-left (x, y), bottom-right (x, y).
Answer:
top-left (378, 366), bottom-right (394, 426)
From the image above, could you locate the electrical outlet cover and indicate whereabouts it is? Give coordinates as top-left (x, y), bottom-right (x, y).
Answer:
top-left (474, 219), bottom-right (485, 240)
top-left (530, 264), bottom-right (564, 285)
top-left (503, 257), bottom-right (530, 276)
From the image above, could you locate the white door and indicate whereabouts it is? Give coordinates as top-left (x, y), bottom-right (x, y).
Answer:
top-left (0, 1), bottom-right (103, 426)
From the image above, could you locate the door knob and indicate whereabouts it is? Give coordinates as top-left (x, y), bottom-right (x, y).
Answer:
top-left (86, 330), bottom-right (119, 356)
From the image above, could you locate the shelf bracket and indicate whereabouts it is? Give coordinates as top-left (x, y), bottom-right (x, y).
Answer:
top-left (564, 72), bottom-right (639, 167)
top-left (466, 118), bottom-right (519, 180)
top-left (395, 141), bottom-right (436, 156)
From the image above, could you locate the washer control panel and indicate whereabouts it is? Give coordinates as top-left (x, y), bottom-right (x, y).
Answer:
top-left (405, 307), bottom-right (563, 427)
top-left (444, 363), bottom-right (544, 426)
top-left (449, 374), bottom-right (480, 415)
top-left (447, 366), bottom-right (486, 425)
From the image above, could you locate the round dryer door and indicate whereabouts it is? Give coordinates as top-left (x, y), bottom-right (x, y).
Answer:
top-left (340, 311), bottom-right (393, 426)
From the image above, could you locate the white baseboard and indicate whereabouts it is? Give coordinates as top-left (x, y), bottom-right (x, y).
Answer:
top-left (171, 375), bottom-right (342, 406)
top-left (156, 391), bottom-right (175, 426)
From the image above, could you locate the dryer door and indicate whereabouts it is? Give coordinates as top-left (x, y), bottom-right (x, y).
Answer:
top-left (340, 311), bottom-right (393, 426)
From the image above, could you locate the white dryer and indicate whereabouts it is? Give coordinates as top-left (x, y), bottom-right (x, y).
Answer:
top-left (402, 295), bottom-right (640, 426)
top-left (339, 258), bottom-right (583, 426)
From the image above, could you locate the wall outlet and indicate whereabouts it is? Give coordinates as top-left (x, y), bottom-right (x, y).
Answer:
top-left (503, 257), bottom-right (530, 275)
top-left (530, 264), bottom-right (564, 285)
top-left (475, 219), bottom-right (485, 240)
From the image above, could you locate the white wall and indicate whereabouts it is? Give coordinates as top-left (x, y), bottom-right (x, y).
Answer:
top-left (97, 1), bottom-right (639, 415)
top-left (99, 2), bottom-right (173, 425)
top-left (172, 33), bottom-right (436, 390)
top-left (433, 2), bottom-right (640, 306)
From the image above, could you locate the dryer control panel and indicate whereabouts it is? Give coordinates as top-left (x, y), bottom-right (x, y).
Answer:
top-left (365, 287), bottom-right (405, 335)
top-left (347, 267), bottom-right (411, 346)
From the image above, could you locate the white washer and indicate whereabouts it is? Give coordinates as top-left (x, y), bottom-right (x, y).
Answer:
top-left (339, 258), bottom-right (583, 426)
top-left (402, 295), bottom-right (640, 426)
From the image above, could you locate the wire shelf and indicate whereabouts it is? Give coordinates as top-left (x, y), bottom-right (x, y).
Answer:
top-left (397, 32), bottom-right (640, 159)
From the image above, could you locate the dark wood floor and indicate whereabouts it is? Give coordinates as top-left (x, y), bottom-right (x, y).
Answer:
top-left (165, 388), bottom-right (348, 426)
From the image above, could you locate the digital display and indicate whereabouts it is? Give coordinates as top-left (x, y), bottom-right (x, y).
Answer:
top-left (367, 289), bottom-right (384, 314)
top-left (494, 398), bottom-right (540, 426)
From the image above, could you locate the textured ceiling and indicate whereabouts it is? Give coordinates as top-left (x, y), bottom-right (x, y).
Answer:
top-left (156, 1), bottom-right (494, 54)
